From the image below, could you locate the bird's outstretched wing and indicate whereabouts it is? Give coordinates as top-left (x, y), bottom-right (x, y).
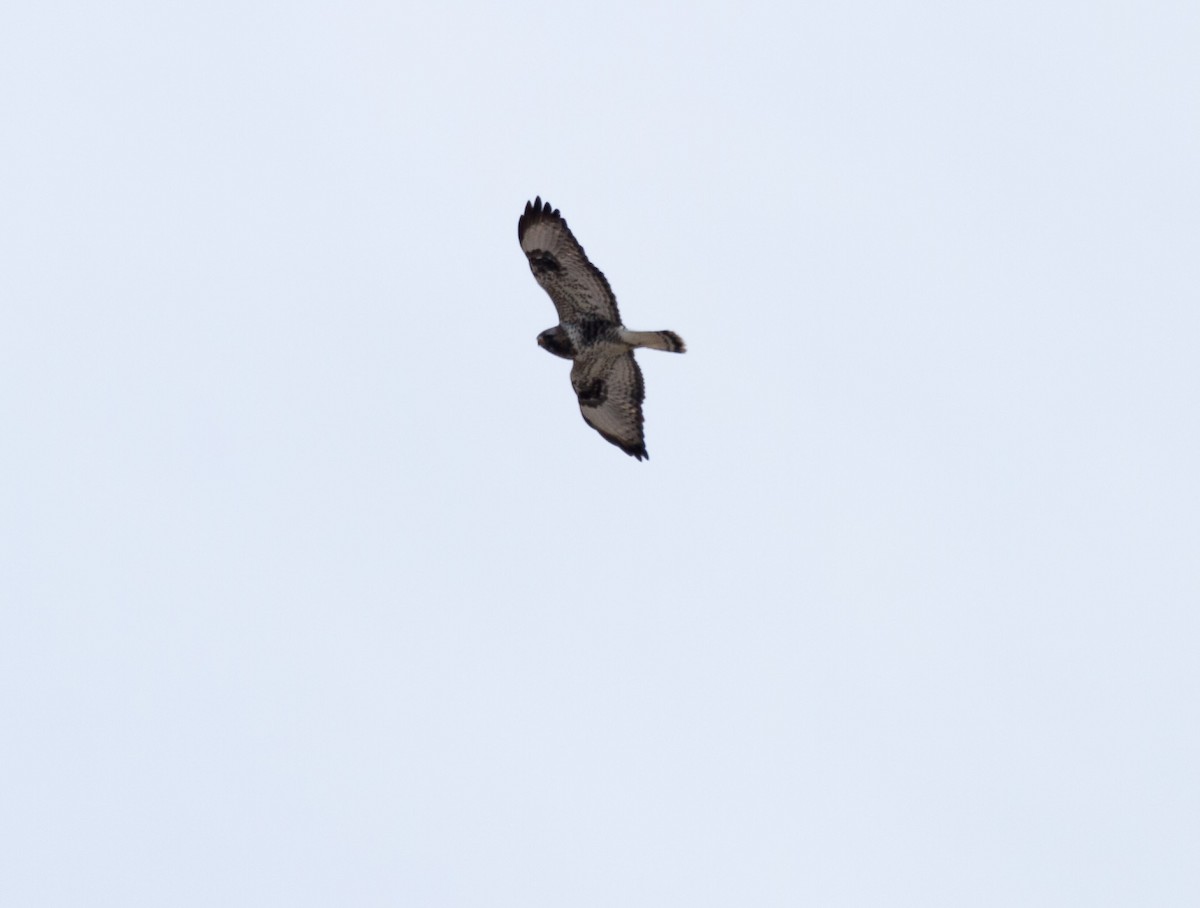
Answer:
top-left (518, 197), bottom-right (621, 324)
top-left (570, 349), bottom-right (647, 460)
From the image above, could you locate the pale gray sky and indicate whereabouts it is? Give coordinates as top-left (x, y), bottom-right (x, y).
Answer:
top-left (2, 1), bottom-right (1198, 905)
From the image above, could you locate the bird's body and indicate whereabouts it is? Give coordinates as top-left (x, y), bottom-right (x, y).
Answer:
top-left (518, 197), bottom-right (685, 460)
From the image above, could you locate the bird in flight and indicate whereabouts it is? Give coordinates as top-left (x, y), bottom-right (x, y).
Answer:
top-left (518, 197), bottom-right (685, 460)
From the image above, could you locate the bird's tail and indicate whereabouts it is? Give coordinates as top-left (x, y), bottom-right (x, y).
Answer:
top-left (621, 329), bottom-right (687, 353)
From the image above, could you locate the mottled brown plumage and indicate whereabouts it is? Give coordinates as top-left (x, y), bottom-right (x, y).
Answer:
top-left (519, 197), bottom-right (685, 460)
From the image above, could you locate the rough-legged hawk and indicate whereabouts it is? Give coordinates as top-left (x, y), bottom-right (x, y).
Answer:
top-left (518, 197), bottom-right (685, 460)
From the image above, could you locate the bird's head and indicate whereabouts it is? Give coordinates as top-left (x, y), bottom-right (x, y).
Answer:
top-left (537, 327), bottom-right (575, 360)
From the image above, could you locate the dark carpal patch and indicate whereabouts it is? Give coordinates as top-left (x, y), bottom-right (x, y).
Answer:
top-left (575, 378), bottom-right (607, 408)
top-left (528, 250), bottom-right (561, 275)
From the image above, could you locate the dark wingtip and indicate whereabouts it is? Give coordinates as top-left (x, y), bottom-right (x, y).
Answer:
top-left (518, 196), bottom-right (564, 244)
top-left (518, 198), bottom-right (534, 242)
top-left (595, 426), bottom-right (648, 461)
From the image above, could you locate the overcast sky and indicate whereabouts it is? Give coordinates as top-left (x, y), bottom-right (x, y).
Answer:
top-left (2, 1), bottom-right (1198, 905)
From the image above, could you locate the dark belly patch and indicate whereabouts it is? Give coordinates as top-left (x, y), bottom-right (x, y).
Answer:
top-left (578, 318), bottom-right (614, 345)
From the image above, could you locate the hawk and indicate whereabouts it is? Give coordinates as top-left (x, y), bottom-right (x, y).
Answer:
top-left (518, 197), bottom-right (686, 460)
